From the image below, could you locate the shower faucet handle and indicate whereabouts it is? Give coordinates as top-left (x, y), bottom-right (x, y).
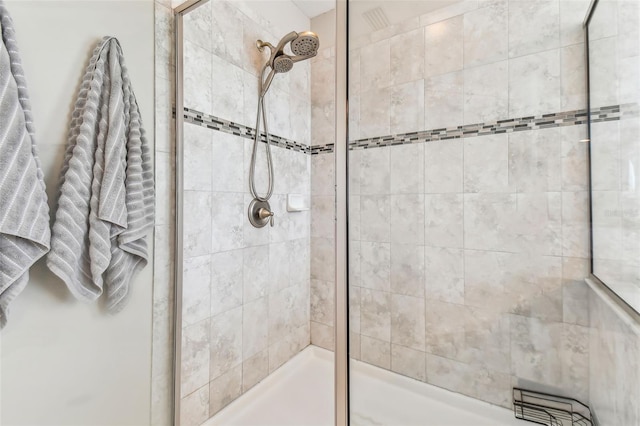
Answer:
top-left (258, 207), bottom-right (275, 227)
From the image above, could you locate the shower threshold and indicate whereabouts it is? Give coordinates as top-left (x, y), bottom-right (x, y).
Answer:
top-left (205, 345), bottom-right (521, 426)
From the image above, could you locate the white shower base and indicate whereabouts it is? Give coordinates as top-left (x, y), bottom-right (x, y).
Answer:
top-left (205, 345), bottom-right (521, 426)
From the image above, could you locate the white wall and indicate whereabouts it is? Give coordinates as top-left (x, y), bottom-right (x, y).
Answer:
top-left (0, 2), bottom-right (155, 425)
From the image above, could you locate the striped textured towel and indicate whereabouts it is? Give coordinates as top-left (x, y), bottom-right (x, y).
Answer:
top-left (47, 37), bottom-right (154, 311)
top-left (0, 1), bottom-right (51, 328)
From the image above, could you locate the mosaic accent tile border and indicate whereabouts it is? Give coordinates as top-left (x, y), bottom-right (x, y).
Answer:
top-left (311, 103), bottom-right (639, 154)
top-left (184, 104), bottom-right (638, 156)
top-left (183, 107), bottom-right (311, 154)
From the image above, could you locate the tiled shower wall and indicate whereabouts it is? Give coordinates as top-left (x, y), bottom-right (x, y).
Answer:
top-left (311, 0), bottom-right (594, 408)
top-left (178, 2), bottom-right (311, 425)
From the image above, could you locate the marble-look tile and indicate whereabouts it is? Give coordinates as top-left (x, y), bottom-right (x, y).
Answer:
top-left (463, 1), bottom-right (508, 68)
top-left (211, 249), bottom-right (243, 316)
top-left (391, 294), bottom-right (426, 351)
top-left (290, 94), bottom-right (311, 146)
top-left (360, 147), bottom-right (390, 195)
top-left (588, 37), bottom-right (619, 108)
top-left (242, 349), bottom-right (269, 392)
top-left (419, 0), bottom-right (479, 26)
top-left (424, 16), bottom-right (463, 77)
top-left (349, 195), bottom-right (361, 241)
top-left (424, 71), bottom-right (464, 130)
top-left (426, 354), bottom-right (474, 399)
top-left (184, 124), bottom-right (212, 191)
top-left (183, 0), bottom-right (211, 51)
top-left (182, 255), bottom-right (211, 327)
top-left (184, 40), bottom-right (212, 113)
top-left (504, 253), bottom-right (563, 321)
top-left (242, 245), bottom-right (269, 303)
top-left (311, 237), bottom-right (335, 282)
top-left (359, 87), bottom-right (391, 139)
top-left (360, 241), bottom-right (391, 292)
top-left (390, 144), bottom-right (424, 194)
top-left (241, 15), bottom-right (272, 77)
top-left (425, 300), bottom-right (466, 360)
top-left (269, 242), bottom-right (290, 293)
top-left (590, 120), bottom-right (621, 191)
top-left (474, 368), bottom-right (511, 408)
top-left (390, 28), bottom-right (425, 85)
top-left (391, 195), bottom-right (425, 245)
top-left (424, 194), bottom-right (464, 248)
top-left (588, 0), bottom-right (618, 41)
top-left (211, 1), bottom-right (244, 69)
top-left (561, 257), bottom-right (590, 326)
top-left (242, 297), bottom-right (269, 360)
top-left (463, 60), bottom-right (508, 124)
top-left (155, 76), bottom-right (174, 154)
top-left (509, 50), bottom-right (561, 117)
top-left (464, 193), bottom-right (517, 252)
top-left (349, 285), bottom-right (361, 334)
top-left (391, 344), bottom-right (427, 382)
top-left (268, 194), bottom-right (291, 243)
top-left (184, 191), bottom-right (212, 257)
top-left (349, 150), bottom-right (361, 195)
top-left (561, 126), bottom-right (589, 191)
top-left (509, 128), bottom-right (562, 193)
top-left (361, 335), bottom-right (391, 369)
top-left (269, 324), bottom-right (309, 372)
top-left (311, 100), bottom-right (336, 147)
top-left (464, 249), bottom-right (510, 309)
top-left (390, 244), bottom-right (425, 298)
top-left (350, 332), bottom-right (361, 361)
top-left (561, 323), bottom-right (590, 402)
top-left (311, 321), bottom-right (335, 351)
top-left (390, 80), bottom-right (425, 134)
top-left (289, 238), bottom-right (311, 287)
top-left (268, 287), bottom-right (298, 345)
top-left (155, 151), bottom-right (174, 227)
top-left (211, 132), bottom-right (244, 193)
top-left (360, 39), bottom-right (390, 89)
top-left (180, 385), bottom-right (209, 426)
top-left (465, 307), bottom-right (511, 373)
top-left (210, 307), bottom-right (242, 380)
top-left (266, 88), bottom-right (292, 141)
top-left (209, 364), bottom-right (242, 415)
top-left (424, 247), bottom-right (464, 304)
top-left (508, 0), bottom-right (560, 58)
top-left (425, 139), bottom-right (463, 194)
top-left (211, 192), bottom-right (244, 253)
top-left (181, 319), bottom-right (210, 397)
top-left (311, 279), bottom-right (334, 326)
top-left (242, 69), bottom-right (261, 129)
top-left (360, 195), bottom-right (390, 242)
top-left (155, 3), bottom-right (174, 81)
top-left (464, 134), bottom-right (511, 192)
top-left (559, 0), bottom-right (590, 46)
top-left (513, 193), bottom-right (562, 256)
top-left (311, 196), bottom-right (335, 239)
top-left (560, 43), bottom-right (587, 111)
top-left (312, 56), bottom-right (335, 106)
top-left (510, 315), bottom-right (562, 384)
top-left (311, 153), bottom-right (335, 196)
top-left (361, 288), bottom-right (391, 342)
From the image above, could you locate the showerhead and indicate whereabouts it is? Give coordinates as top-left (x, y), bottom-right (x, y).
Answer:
top-left (273, 55), bottom-right (294, 73)
top-left (290, 31), bottom-right (319, 57)
top-left (258, 30), bottom-right (320, 97)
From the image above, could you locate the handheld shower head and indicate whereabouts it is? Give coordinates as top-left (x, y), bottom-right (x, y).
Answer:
top-left (273, 56), bottom-right (294, 73)
top-left (290, 31), bottom-right (319, 57)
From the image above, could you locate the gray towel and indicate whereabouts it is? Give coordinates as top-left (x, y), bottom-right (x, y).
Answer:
top-left (47, 37), bottom-right (154, 311)
top-left (0, 1), bottom-right (51, 329)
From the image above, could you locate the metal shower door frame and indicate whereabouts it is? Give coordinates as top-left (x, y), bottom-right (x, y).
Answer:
top-left (172, 0), bottom-right (350, 424)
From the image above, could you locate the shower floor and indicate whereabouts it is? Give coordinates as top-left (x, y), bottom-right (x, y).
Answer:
top-left (205, 345), bottom-right (521, 426)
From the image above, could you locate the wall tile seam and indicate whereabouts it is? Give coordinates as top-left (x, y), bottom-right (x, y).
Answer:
top-left (311, 103), bottom-right (638, 154)
top-left (183, 108), bottom-right (311, 154)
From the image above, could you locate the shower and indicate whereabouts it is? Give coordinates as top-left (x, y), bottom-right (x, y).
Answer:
top-left (247, 30), bottom-right (319, 228)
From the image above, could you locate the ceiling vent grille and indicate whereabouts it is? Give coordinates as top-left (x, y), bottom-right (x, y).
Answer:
top-left (363, 7), bottom-right (390, 31)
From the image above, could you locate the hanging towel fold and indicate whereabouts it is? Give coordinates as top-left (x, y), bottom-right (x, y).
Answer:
top-left (0, 1), bottom-right (51, 329)
top-left (47, 36), bottom-right (154, 311)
